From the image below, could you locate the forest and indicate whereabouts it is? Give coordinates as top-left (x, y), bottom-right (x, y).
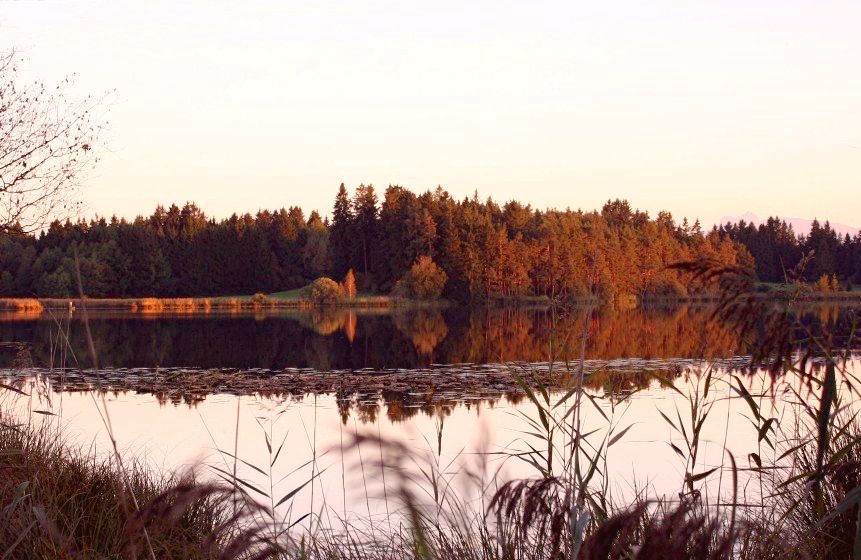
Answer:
top-left (0, 183), bottom-right (859, 301)
top-left (716, 217), bottom-right (861, 285)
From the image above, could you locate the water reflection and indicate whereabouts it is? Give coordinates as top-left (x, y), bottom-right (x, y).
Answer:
top-left (1, 304), bottom-right (857, 371)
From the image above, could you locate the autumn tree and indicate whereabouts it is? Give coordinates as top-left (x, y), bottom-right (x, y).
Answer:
top-left (342, 269), bottom-right (357, 299)
top-left (307, 277), bottom-right (344, 306)
top-left (394, 256), bottom-right (448, 300)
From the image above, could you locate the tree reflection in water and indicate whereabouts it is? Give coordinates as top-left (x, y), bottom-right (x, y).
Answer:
top-left (1, 304), bottom-right (857, 423)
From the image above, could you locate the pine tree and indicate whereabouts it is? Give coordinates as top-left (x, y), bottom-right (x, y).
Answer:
top-left (330, 183), bottom-right (353, 277)
top-left (352, 184), bottom-right (379, 284)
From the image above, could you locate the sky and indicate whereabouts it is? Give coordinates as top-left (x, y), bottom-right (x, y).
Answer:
top-left (2, 1), bottom-right (859, 228)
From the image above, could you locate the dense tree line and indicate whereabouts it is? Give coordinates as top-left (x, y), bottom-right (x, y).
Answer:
top-left (1, 184), bottom-right (752, 300)
top-left (715, 218), bottom-right (861, 286)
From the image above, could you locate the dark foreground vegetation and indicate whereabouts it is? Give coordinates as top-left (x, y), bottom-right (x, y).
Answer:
top-left (0, 418), bottom-right (242, 559)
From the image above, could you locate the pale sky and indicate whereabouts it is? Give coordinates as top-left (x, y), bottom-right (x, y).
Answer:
top-left (2, 1), bottom-right (859, 228)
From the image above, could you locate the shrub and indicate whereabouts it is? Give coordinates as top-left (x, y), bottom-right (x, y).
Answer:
top-left (393, 256), bottom-right (447, 300)
top-left (250, 292), bottom-right (270, 307)
top-left (136, 298), bottom-right (164, 313)
top-left (642, 277), bottom-right (688, 299)
top-left (815, 274), bottom-right (841, 293)
top-left (307, 277), bottom-right (344, 306)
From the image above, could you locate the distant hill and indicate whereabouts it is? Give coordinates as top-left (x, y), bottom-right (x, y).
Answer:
top-left (718, 213), bottom-right (859, 238)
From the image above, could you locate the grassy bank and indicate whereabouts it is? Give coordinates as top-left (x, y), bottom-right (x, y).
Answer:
top-left (0, 294), bottom-right (444, 314)
top-left (621, 289), bottom-right (861, 307)
top-left (448, 286), bottom-right (861, 308)
top-left (0, 414), bottom-right (254, 559)
top-left (2, 284), bottom-right (857, 317)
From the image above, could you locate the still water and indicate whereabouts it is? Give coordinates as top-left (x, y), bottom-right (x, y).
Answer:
top-left (1, 304), bottom-right (859, 525)
top-left (1, 304), bottom-right (834, 370)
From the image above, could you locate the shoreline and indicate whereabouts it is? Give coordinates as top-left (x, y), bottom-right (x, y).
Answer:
top-left (0, 288), bottom-right (858, 316)
top-left (0, 295), bottom-right (448, 314)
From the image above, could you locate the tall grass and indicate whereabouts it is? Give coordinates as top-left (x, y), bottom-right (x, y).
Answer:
top-left (0, 411), bottom-right (282, 559)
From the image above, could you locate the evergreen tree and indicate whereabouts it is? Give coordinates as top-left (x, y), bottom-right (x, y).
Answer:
top-left (351, 184), bottom-right (379, 286)
top-left (330, 183), bottom-right (353, 277)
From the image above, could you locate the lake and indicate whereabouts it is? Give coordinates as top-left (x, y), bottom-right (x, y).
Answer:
top-left (1, 304), bottom-right (859, 527)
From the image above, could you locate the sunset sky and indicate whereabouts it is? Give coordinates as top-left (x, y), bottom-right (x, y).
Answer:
top-left (2, 1), bottom-right (859, 228)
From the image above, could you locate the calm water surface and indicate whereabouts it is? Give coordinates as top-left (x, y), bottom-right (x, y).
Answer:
top-left (5, 304), bottom-right (850, 369)
top-left (1, 304), bottom-right (859, 523)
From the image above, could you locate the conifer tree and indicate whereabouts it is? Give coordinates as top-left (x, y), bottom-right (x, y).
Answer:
top-left (352, 184), bottom-right (379, 283)
top-left (330, 183), bottom-right (353, 277)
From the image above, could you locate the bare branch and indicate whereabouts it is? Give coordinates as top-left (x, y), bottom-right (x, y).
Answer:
top-left (0, 47), bottom-right (108, 233)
